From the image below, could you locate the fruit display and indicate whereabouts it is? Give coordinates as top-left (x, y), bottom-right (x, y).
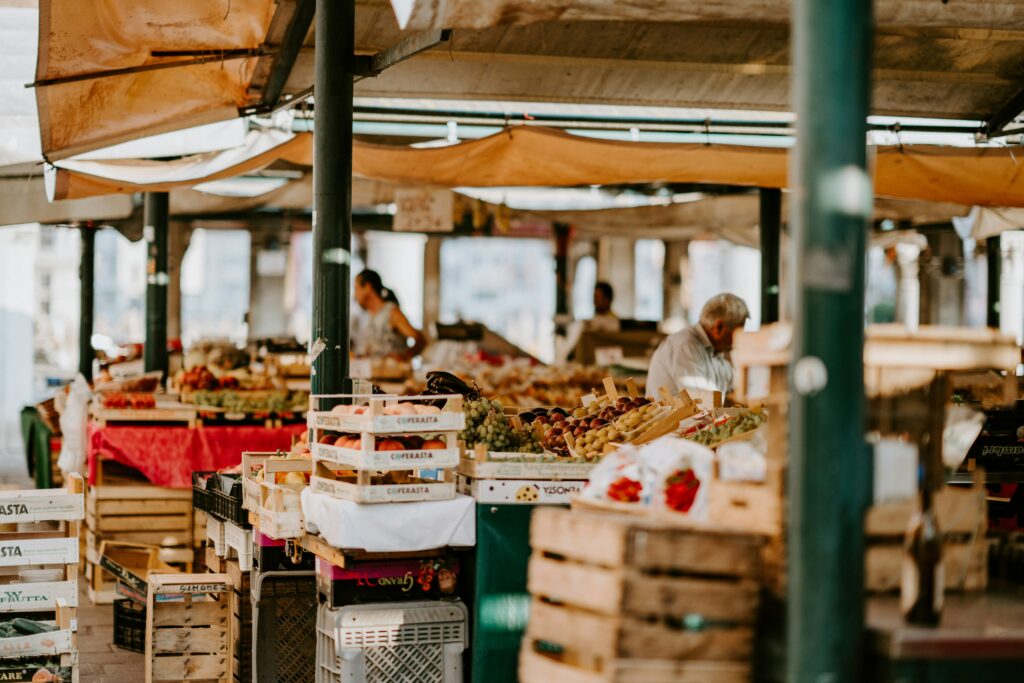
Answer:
top-left (461, 397), bottom-right (543, 454)
top-left (329, 403), bottom-right (442, 416)
top-left (682, 407), bottom-right (766, 447)
top-left (189, 389), bottom-right (307, 414)
top-left (319, 433), bottom-right (449, 451)
top-left (416, 360), bottom-right (633, 409)
top-left (526, 395), bottom-right (663, 460)
top-left (100, 392), bottom-right (156, 410)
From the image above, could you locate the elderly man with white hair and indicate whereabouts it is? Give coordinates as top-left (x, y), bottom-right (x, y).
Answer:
top-left (646, 293), bottom-right (750, 399)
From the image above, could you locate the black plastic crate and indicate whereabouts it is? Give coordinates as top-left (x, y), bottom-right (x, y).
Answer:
top-left (253, 571), bottom-right (317, 683)
top-left (192, 471), bottom-right (217, 516)
top-left (113, 598), bottom-right (146, 653)
top-left (211, 473), bottom-right (250, 528)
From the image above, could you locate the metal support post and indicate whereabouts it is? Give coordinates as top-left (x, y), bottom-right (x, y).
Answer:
top-left (144, 192), bottom-right (169, 379)
top-left (554, 223), bottom-right (571, 320)
top-left (759, 188), bottom-right (782, 324)
top-left (789, 0), bottom-right (873, 680)
top-left (78, 223), bottom-right (95, 381)
top-left (311, 0), bottom-right (355, 395)
top-left (987, 236), bottom-right (1001, 329)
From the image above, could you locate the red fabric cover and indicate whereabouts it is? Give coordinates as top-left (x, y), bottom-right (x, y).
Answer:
top-left (88, 422), bottom-right (305, 488)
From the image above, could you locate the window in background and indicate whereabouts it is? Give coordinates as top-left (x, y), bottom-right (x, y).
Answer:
top-left (94, 227), bottom-right (146, 344)
top-left (365, 232), bottom-right (426, 329)
top-left (634, 239), bottom-right (665, 321)
top-left (687, 240), bottom-right (761, 328)
top-left (573, 255), bottom-right (597, 321)
top-left (181, 229), bottom-right (250, 345)
top-left (440, 237), bottom-right (556, 362)
top-left (288, 231), bottom-right (366, 343)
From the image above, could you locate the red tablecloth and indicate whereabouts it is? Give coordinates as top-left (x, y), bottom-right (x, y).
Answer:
top-left (87, 422), bottom-right (306, 488)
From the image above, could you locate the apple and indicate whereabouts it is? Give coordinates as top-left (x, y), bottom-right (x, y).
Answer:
top-left (421, 439), bottom-right (446, 450)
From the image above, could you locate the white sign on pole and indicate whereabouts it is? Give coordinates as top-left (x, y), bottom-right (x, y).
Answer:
top-left (393, 187), bottom-right (454, 233)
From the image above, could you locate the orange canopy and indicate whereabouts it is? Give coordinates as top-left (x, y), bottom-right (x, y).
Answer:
top-left (45, 127), bottom-right (1024, 208)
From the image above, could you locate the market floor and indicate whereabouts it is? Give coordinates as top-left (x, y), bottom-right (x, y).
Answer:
top-left (76, 583), bottom-right (144, 682)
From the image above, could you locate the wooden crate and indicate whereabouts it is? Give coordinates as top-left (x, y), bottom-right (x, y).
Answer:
top-left (865, 477), bottom-right (987, 592)
top-left (146, 573), bottom-right (231, 683)
top-left (521, 508), bottom-right (761, 683)
top-left (86, 484), bottom-right (193, 538)
top-left (0, 475), bottom-right (84, 613)
top-left (224, 560), bottom-right (251, 683)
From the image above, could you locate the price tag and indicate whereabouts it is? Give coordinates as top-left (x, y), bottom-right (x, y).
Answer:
top-left (393, 187), bottom-right (455, 233)
top-left (594, 346), bottom-right (624, 367)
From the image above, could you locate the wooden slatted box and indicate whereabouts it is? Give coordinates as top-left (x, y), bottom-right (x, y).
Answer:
top-left (146, 573), bottom-right (231, 683)
top-left (520, 508), bottom-right (762, 683)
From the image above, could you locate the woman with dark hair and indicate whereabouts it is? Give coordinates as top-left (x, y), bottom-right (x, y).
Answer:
top-left (352, 269), bottom-right (427, 359)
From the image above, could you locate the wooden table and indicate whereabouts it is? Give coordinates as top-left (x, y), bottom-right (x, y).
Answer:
top-left (866, 583), bottom-right (1024, 682)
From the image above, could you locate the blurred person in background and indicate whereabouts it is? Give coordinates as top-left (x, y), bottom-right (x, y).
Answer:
top-left (586, 281), bottom-right (620, 332)
top-left (646, 293), bottom-right (750, 398)
top-left (352, 269), bottom-right (427, 360)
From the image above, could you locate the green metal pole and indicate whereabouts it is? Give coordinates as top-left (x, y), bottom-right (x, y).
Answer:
top-left (311, 0), bottom-right (354, 395)
top-left (144, 192), bottom-right (169, 379)
top-left (78, 223), bottom-right (95, 381)
top-left (987, 236), bottom-right (1001, 329)
top-left (789, 0), bottom-right (873, 680)
top-left (759, 188), bottom-right (782, 324)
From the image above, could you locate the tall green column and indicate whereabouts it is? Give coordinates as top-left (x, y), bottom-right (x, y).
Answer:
top-left (144, 192), bottom-right (169, 379)
top-left (78, 223), bottom-right (96, 381)
top-left (759, 188), bottom-right (782, 324)
top-left (789, 0), bottom-right (873, 681)
top-left (311, 0), bottom-right (354, 395)
top-left (987, 236), bottom-right (1001, 329)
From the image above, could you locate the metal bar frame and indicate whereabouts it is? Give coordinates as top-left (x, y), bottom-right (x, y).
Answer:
top-left (789, 0), bottom-right (873, 680)
top-left (759, 188), bottom-right (782, 324)
top-left (78, 223), bottom-right (95, 381)
top-left (28, 50), bottom-right (271, 88)
top-left (311, 0), bottom-right (355, 395)
top-left (143, 193), bottom-right (170, 379)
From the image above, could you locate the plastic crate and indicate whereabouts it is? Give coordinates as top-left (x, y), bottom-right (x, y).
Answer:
top-left (315, 600), bottom-right (468, 683)
top-left (252, 570), bottom-right (318, 683)
top-left (192, 471), bottom-right (217, 516)
top-left (113, 598), bottom-right (146, 653)
top-left (212, 473), bottom-right (250, 528)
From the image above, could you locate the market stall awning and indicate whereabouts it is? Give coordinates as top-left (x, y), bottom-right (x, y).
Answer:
top-left (45, 126), bottom-right (1024, 208)
top-left (33, 1), bottom-right (1024, 161)
top-left (388, 0), bottom-right (1024, 31)
top-left (32, 0), bottom-right (280, 160)
top-left (0, 176), bottom-right (132, 228)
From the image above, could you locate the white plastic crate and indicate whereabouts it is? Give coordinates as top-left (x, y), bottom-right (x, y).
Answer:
top-left (316, 600), bottom-right (467, 683)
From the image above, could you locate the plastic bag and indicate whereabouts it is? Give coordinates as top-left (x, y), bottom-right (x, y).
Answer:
top-left (717, 429), bottom-right (768, 482)
top-left (57, 374), bottom-right (91, 478)
top-left (642, 437), bottom-right (714, 519)
top-left (582, 445), bottom-right (645, 503)
top-left (943, 405), bottom-right (985, 471)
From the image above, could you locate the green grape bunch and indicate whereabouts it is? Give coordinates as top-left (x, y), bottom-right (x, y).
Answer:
top-left (461, 397), bottom-right (544, 454)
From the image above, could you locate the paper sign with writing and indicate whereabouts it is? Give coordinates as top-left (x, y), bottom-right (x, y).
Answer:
top-left (394, 187), bottom-right (454, 233)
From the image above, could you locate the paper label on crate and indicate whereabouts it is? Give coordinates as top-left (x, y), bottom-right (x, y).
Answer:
top-left (464, 478), bottom-right (587, 504)
top-left (0, 538), bottom-right (77, 568)
top-left (0, 664), bottom-right (74, 682)
top-left (0, 629), bottom-right (74, 657)
top-left (0, 493), bottom-right (84, 524)
top-left (0, 580), bottom-right (77, 612)
top-left (152, 582), bottom-right (227, 596)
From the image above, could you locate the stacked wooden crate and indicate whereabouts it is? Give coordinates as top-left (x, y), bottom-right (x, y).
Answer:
top-left (145, 573), bottom-right (231, 683)
top-left (206, 551), bottom-right (252, 683)
top-left (0, 475), bottom-right (84, 682)
top-left (84, 467), bottom-right (195, 603)
top-left (520, 508), bottom-right (762, 683)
